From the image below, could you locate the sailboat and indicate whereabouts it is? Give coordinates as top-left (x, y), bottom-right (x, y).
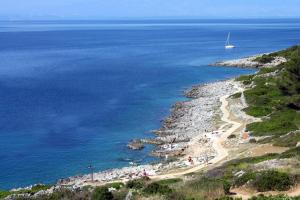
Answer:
top-left (225, 32), bottom-right (235, 49)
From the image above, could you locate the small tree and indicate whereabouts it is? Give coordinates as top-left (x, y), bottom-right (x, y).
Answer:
top-left (92, 187), bottom-right (113, 200)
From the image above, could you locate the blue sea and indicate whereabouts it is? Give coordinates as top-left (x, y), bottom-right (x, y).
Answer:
top-left (0, 19), bottom-right (299, 189)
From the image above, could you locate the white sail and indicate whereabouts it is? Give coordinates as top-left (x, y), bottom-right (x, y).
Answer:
top-left (225, 32), bottom-right (235, 49)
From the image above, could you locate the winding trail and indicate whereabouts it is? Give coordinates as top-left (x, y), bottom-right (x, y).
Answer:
top-left (151, 83), bottom-right (245, 180)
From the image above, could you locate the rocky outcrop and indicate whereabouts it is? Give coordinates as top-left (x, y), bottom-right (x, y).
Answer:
top-left (211, 55), bottom-right (286, 69)
top-left (127, 139), bottom-right (145, 150)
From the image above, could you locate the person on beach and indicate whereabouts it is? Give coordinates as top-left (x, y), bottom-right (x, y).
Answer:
top-left (143, 169), bottom-right (147, 176)
top-left (188, 156), bottom-right (194, 165)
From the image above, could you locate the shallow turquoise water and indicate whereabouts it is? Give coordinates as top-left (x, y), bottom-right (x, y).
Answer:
top-left (0, 19), bottom-right (299, 189)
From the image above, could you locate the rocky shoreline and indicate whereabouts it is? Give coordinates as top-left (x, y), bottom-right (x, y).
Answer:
top-left (211, 54), bottom-right (286, 68)
top-left (131, 80), bottom-right (239, 158)
top-left (52, 80), bottom-right (240, 189)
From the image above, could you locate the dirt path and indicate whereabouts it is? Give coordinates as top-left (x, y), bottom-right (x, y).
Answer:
top-left (150, 83), bottom-right (245, 180)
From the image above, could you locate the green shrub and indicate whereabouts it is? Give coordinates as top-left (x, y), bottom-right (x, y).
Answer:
top-left (253, 170), bottom-right (294, 192)
top-left (222, 180), bottom-right (231, 195)
top-left (126, 178), bottom-right (147, 189)
top-left (254, 54), bottom-right (275, 64)
top-left (236, 75), bottom-right (254, 85)
top-left (234, 172), bottom-right (256, 187)
top-left (143, 183), bottom-right (172, 195)
top-left (92, 187), bottom-right (113, 200)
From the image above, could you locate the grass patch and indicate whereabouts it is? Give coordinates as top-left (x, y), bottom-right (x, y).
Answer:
top-left (279, 147), bottom-right (300, 159)
top-left (155, 178), bottom-right (182, 185)
top-left (249, 194), bottom-right (300, 200)
top-left (247, 109), bottom-right (299, 137)
top-left (0, 190), bottom-right (12, 199)
top-left (273, 131), bottom-right (300, 147)
top-left (243, 106), bottom-right (273, 117)
top-left (177, 177), bottom-right (226, 200)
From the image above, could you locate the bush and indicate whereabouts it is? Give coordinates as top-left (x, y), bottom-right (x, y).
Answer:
top-left (234, 172), bottom-right (256, 187)
top-left (236, 75), bottom-right (254, 84)
top-left (227, 134), bottom-right (237, 139)
top-left (143, 182), bottom-right (172, 195)
top-left (254, 54), bottom-right (275, 64)
top-left (253, 170), bottom-right (294, 192)
top-left (126, 178), bottom-right (147, 189)
top-left (222, 180), bottom-right (231, 195)
top-left (92, 187), bottom-right (113, 200)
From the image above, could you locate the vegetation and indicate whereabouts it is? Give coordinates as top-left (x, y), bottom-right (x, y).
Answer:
top-left (104, 182), bottom-right (124, 190)
top-left (155, 178), bottom-right (182, 185)
top-left (253, 170), bottom-right (294, 192)
top-left (143, 182), bottom-right (172, 195)
top-left (236, 46), bottom-right (300, 146)
top-left (254, 54), bottom-right (275, 64)
top-left (230, 92), bottom-right (242, 99)
top-left (0, 184), bottom-right (51, 199)
top-left (126, 177), bottom-right (149, 189)
top-left (92, 187), bottom-right (113, 200)
top-left (249, 194), bottom-right (300, 200)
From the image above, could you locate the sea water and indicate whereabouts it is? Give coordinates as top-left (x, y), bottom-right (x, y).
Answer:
top-left (0, 19), bottom-right (299, 189)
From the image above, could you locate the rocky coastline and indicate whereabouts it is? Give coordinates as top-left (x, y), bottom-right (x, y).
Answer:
top-left (211, 54), bottom-right (286, 68)
top-left (129, 80), bottom-right (239, 158)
